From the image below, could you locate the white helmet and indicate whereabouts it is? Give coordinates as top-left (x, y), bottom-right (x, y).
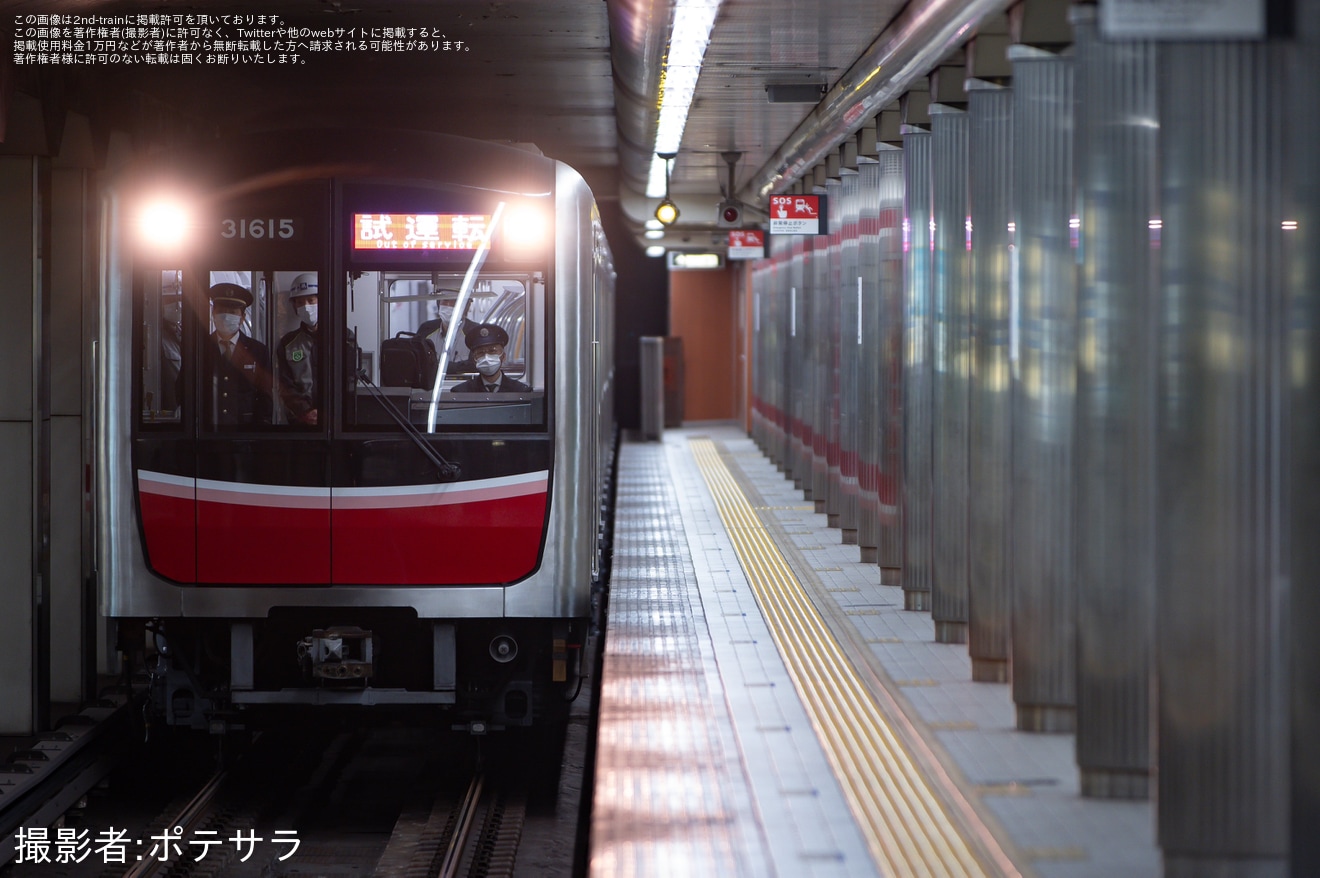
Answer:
top-left (287, 273), bottom-right (318, 302)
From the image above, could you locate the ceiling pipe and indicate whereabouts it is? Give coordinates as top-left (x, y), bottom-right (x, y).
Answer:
top-left (606, 0), bottom-right (672, 206)
top-left (741, 0), bottom-right (1012, 202)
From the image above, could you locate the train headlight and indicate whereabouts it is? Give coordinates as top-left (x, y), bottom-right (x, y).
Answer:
top-left (502, 205), bottom-right (548, 251)
top-left (136, 198), bottom-right (192, 249)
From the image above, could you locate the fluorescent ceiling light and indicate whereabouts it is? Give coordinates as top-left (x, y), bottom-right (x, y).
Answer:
top-left (645, 229), bottom-right (665, 239)
top-left (646, 245), bottom-right (667, 257)
top-left (646, 0), bottom-right (722, 198)
top-left (645, 219), bottom-right (664, 230)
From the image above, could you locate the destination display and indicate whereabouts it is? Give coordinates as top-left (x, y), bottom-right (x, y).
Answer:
top-left (353, 213), bottom-right (493, 250)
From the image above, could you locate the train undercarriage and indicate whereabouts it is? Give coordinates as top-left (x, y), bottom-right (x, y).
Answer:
top-left (122, 611), bottom-right (586, 734)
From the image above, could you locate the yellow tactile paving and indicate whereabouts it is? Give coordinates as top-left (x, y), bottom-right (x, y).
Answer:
top-left (690, 437), bottom-right (994, 878)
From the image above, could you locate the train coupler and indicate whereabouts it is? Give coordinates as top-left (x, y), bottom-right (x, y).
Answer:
top-left (297, 626), bottom-right (375, 683)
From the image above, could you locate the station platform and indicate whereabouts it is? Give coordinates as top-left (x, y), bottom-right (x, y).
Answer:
top-left (589, 424), bottom-right (1160, 878)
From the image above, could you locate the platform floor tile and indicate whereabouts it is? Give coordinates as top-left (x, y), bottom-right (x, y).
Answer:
top-left (594, 425), bottom-right (1161, 877)
top-left (708, 425), bottom-right (1160, 878)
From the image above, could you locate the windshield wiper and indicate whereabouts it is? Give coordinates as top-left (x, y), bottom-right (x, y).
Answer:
top-left (355, 368), bottom-right (461, 481)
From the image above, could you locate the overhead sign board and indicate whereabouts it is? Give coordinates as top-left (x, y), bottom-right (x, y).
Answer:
top-left (667, 251), bottom-right (725, 270)
top-left (769, 195), bottom-right (824, 235)
top-left (727, 229), bottom-right (765, 260)
top-left (1100, 0), bottom-right (1265, 39)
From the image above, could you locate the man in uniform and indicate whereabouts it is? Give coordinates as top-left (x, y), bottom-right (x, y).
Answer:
top-left (205, 282), bottom-right (273, 427)
top-left (450, 323), bottom-right (531, 393)
top-left (277, 273), bottom-right (321, 426)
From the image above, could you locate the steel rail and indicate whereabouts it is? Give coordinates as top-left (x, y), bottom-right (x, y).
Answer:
top-left (120, 767), bottom-right (229, 878)
top-left (438, 771), bottom-right (485, 878)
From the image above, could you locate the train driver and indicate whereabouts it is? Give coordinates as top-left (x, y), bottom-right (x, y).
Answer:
top-left (277, 273), bottom-right (321, 426)
top-left (205, 283), bottom-right (273, 427)
top-left (449, 323), bottom-right (531, 393)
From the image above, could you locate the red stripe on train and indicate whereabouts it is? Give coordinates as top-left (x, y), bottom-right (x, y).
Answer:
top-left (140, 491), bottom-right (197, 582)
top-left (331, 491), bottom-right (548, 585)
top-left (139, 481), bottom-right (548, 586)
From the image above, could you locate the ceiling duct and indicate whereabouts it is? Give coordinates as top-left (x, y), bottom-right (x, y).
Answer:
top-left (606, 0), bottom-right (672, 201)
top-left (741, 0), bottom-right (1012, 202)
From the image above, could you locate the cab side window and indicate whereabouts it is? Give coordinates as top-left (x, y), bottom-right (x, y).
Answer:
top-left (139, 269), bottom-right (184, 426)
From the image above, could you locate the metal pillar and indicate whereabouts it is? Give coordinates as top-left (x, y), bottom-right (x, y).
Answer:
top-left (0, 154), bottom-right (52, 735)
top-left (858, 161), bottom-right (883, 563)
top-left (823, 177), bottom-right (844, 527)
top-left (768, 236), bottom-right (792, 469)
top-left (789, 235), bottom-right (810, 492)
top-left (1157, 38), bottom-right (1288, 878)
top-left (838, 171), bottom-right (861, 545)
top-left (876, 151), bottom-right (905, 585)
top-left (1291, 1), bottom-right (1320, 869)
top-left (50, 163), bottom-right (93, 704)
top-left (901, 126), bottom-right (933, 612)
top-left (967, 79), bottom-right (1014, 684)
top-left (929, 104), bottom-right (971, 644)
top-left (1009, 45), bottom-right (1076, 733)
top-left (809, 201), bottom-right (830, 512)
top-left (639, 336), bottom-right (664, 440)
top-left (1072, 7), bottom-right (1156, 799)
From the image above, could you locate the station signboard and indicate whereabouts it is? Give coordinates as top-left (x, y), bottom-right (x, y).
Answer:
top-left (666, 251), bottom-right (725, 270)
top-left (768, 195), bottom-right (824, 235)
top-left (1100, 0), bottom-right (1265, 39)
top-left (727, 229), bottom-right (765, 260)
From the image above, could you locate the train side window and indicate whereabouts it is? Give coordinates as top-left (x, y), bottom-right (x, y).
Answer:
top-left (139, 269), bottom-right (184, 426)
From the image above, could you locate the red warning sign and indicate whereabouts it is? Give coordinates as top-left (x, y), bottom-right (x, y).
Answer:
top-left (727, 229), bottom-right (765, 260)
top-left (768, 195), bottom-right (824, 235)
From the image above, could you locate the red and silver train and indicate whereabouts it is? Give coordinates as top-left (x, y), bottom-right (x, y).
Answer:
top-left (97, 129), bottom-right (615, 731)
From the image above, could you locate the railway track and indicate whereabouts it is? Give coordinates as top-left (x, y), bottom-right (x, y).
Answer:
top-left (0, 722), bottom-right (566, 878)
top-left (0, 722), bottom-right (553, 878)
top-left (109, 752), bottom-right (527, 878)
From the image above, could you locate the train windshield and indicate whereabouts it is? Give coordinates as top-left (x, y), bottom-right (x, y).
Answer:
top-left (136, 264), bottom-right (546, 434)
top-left (139, 268), bottom-right (296, 430)
top-left (345, 269), bottom-right (546, 431)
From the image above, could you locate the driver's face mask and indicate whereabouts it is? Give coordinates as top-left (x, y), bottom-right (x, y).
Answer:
top-left (475, 353), bottom-right (502, 377)
top-left (214, 313), bottom-right (242, 339)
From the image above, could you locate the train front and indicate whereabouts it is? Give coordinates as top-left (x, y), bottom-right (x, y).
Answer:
top-left (98, 132), bottom-right (605, 732)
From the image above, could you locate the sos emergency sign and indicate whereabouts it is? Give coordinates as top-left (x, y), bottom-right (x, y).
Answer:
top-left (769, 195), bottom-right (824, 235)
top-left (727, 229), bottom-right (765, 260)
